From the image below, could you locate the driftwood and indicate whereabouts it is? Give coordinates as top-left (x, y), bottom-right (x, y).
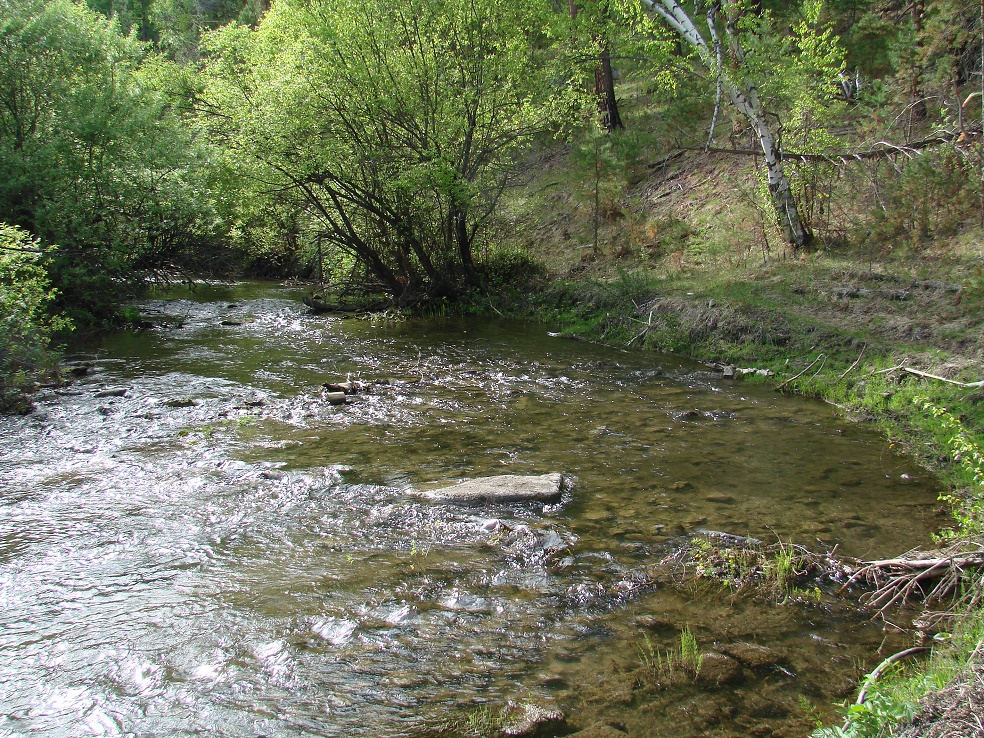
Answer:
top-left (840, 545), bottom-right (984, 615)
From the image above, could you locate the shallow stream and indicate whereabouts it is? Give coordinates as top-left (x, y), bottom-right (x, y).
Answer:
top-left (0, 282), bottom-right (941, 737)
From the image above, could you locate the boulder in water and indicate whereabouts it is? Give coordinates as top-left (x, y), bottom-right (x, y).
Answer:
top-left (417, 473), bottom-right (567, 504)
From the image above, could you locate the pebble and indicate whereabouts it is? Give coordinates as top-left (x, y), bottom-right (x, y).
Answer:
top-left (705, 493), bottom-right (736, 504)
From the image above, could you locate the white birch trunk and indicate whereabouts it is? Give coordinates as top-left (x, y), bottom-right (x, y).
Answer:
top-left (641, 0), bottom-right (813, 248)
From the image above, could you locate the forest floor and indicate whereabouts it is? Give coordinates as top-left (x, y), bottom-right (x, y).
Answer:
top-left (490, 141), bottom-right (984, 737)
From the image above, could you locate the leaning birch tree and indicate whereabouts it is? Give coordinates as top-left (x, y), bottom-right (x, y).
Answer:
top-left (640, 0), bottom-right (814, 248)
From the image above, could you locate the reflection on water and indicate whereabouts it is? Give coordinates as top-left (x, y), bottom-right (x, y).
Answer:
top-left (0, 282), bottom-right (938, 737)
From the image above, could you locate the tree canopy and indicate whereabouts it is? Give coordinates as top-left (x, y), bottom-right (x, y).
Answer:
top-left (202, 0), bottom-right (566, 301)
top-left (0, 0), bottom-right (982, 320)
top-left (0, 0), bottom-right (218, 321)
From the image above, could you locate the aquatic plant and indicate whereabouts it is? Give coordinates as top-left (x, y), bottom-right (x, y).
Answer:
top-left (435, 704), bottom-right (504, 737)
top-left (637, 625), bottom-right (703, 679)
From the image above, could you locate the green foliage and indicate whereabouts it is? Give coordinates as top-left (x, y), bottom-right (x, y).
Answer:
top-left (867, 151), bottom-right (979, 249)
top-left (203, 0), bottom-right (566, 301)
top-left (916, 397), bottom-right (984, 536)
top-left (814, 608), bottom-right (984, 738)
top-left (476, 246), bottom-right (546, 291)
top-left (0, 0), bottom-right (221, 323)
top-left (0, 223), bottom-right (71, 411)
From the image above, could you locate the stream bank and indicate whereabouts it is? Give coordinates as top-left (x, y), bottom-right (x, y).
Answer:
top-left (500, 254), bottom-right (984, 737)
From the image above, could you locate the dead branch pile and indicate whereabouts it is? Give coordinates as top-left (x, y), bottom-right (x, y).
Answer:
top-left (654, 534), bottom-right (853, 599)
top-left (840, 542), bottom-right (984, 616)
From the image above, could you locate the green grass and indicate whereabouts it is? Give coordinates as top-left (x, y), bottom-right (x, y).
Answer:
top-left (813, 606), bottom-right (984, 738)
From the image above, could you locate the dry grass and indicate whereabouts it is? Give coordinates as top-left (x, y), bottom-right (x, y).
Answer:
top-left (893, 652), bottom-right (984, 738)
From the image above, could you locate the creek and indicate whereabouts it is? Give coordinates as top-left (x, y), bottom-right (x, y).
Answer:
top-left (0, 282), bottom-right (940, 737)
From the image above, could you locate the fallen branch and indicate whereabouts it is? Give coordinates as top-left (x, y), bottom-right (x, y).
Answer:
top-left (678, 131), bottom-right (970, 164)
top-left (856, 647), bottom-right (930, 705)
top-left (840, 547), bottom-right (984, 615)
top-left (777, 354), bottom-right (824, 390)
top-left (627, 309), bottom-right (656, 347)
top-left (840, 344), bottom-right (866, 379)
top-left (872, 363), bottom-right (906, 376)
top-left (897, 367), bottom-right (984, 388)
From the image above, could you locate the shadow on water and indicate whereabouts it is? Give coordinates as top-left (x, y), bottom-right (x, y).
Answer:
top-left (0, 282), bottom-right (940, 737)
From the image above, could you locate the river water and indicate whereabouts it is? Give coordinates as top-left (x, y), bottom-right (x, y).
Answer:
top-left (0, 282), bottom-right (940, 737)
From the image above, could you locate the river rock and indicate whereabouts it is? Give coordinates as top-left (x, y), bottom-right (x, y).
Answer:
top-left (718, 642), bottom-right (787, 671)
top-left (705, 493), bottom-right (736, 504)
top-left (566, 723), bottom-right (627, 737)
top-left (500, 700), bottom-right (565, 737)
top-left (696, 652), bottom-right (745, 687)
top-left (417, 473), bottom-right (567, 504)
top-left (94, 388), bottom-right (127, 398)
top-left (164, 398), bottom-right (197, 408)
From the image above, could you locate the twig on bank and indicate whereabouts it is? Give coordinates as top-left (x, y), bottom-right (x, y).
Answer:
top-left (872, 363), bottom-right (906, 376)
top-left (840, 344), bottom-right (867, 379)
top-left (869, 364), bottom-right (984, 387)
top-left (777, 354), bottom-right (825, 390)
top-left (898, 367), bottom-right (984, 388)
top-left (627, 309), bottom-right (655, 347)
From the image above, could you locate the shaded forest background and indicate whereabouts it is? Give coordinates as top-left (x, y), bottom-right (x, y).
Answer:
top-left (3, 0), bottom-right (983, 299)
top-left (2, 0), bottom-right (983, 393)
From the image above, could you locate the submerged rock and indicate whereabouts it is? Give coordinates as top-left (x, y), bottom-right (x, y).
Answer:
top-left (324, 391), bottom-right (348, 405)
top-left (696, 652), bottom-right (745, 687)
top-left (416, 472), bottom-right (567, 504)
top-left (704, 493), bottom-right (736, 504)
top-left (719, 642), bottom-right (788, 671)
top-left (500, 700), bottom-right (565, 737)
top-left (567, 723), bottom-right (627, 738)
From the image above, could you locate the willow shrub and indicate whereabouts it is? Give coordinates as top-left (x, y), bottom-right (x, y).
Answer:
top-left (0, 224), bottom-right (71, 411)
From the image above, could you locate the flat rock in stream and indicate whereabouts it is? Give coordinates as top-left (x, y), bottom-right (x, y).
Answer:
top-left (416, 473), bottom-right (567, 504)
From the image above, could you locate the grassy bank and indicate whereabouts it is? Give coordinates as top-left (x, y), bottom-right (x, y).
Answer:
top-left (482, 246), bottom-right (983, 735)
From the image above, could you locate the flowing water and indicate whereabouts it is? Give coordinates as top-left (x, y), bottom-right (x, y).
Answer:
top-left (0, 282), bottom-right (941, 737)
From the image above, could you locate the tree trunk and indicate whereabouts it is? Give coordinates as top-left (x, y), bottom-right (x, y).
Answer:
top-left (641, 0), bottom-right (813, 249)
top-left (570, 0), bottom-right (624, 132)
top-left (910, 0), bottom-right (927, 123)
top-left (728, 87), bottom-right (813, 248)
top-left (452, 206), bottom-right (478, 287)
top-left (595, 47), bottom-right (624, 132)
